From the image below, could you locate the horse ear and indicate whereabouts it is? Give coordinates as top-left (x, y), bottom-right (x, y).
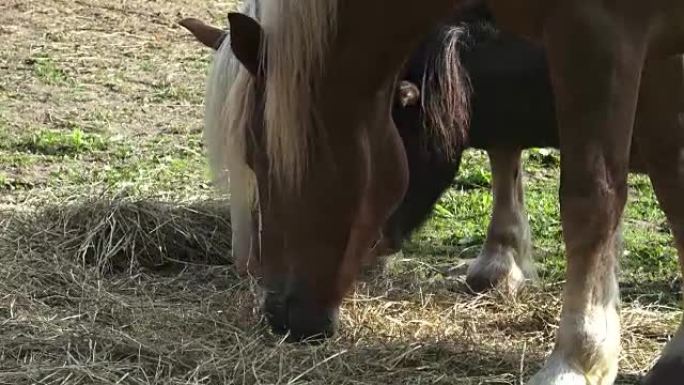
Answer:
top-left (397, 80), bottom-right (421, 107)
top-left (228, 12), bottom-right (264, 76)
top-left (179, 18), bottom-right (227, 50)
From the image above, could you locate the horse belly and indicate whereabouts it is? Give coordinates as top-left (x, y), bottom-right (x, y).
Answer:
top-left (629, 141), bottom-right (648, 174)
top-left (463, 35), bottom-right (559, 150)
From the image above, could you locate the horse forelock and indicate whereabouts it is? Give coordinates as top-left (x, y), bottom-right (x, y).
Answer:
top-left (260, 0), bottom-right (339, 191)
top-left (421, 26), bottom-right (471, 157)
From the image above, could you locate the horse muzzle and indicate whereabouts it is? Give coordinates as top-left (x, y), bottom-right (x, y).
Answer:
top-left (262, 282), bottom-right (339, 342)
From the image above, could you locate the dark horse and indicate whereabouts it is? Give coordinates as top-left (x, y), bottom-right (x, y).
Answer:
top-left (381, 4), bottom-right (651, 294)
top-left (379, 5), bottom-right (557, 293)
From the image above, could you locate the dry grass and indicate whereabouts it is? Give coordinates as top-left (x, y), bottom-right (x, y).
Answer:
top-left (0, 199), bottom-right (675, 384)
top-left (0, 0), bottom-right (681, 384)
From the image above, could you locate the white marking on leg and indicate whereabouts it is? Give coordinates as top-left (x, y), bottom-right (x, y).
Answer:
top-left (466, 148), bottom-right (535, 292)
top-left (467, 247), bottom-right (527, 292)
top-left (529, 302), bottom-right (621, 385)
top-left (529, 232), bottom-right (622, 385)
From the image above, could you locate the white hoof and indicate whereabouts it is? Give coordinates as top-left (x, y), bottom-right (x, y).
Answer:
top-left (528, 352), bottom-right (617, 385)
top-left (528, 359), bottom-right (587, 385)
top-left (527, 353), bottom-right (618, 385)
top-left (465, 251), bottom-right (528, 293)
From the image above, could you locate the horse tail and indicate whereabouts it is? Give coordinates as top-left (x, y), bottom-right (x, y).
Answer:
top-left (415, 25), bottom-right (472, 157)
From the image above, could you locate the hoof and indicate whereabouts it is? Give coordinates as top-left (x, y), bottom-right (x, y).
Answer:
top-left (465, 256), bottom-right (526, 294)
top-left (528, 355), bottom-right (616, 385)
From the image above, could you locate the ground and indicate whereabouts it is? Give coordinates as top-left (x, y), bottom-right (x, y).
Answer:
top-left (0, 1), bottom-right (680, 384)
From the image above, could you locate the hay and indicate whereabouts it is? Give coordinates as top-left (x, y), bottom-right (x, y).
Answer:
top-left (2, 197), bottom-right (233, 274)
top-left (0, 199), bottom-right (672, 384)
top-left (0, 197), bottom-right (261, 384)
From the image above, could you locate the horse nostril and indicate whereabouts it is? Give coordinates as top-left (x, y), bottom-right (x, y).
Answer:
top-left (263, 292), bottom-right (338, 342)
top-left (286, 300), bottom-right (337, 342)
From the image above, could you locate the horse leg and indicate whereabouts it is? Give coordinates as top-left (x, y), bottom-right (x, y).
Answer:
top-left (528, 5), bottom-right (648, 385)
top-left (634, 55), bottom-right (684, 385)
top-left (466, 147), bottom-right (535, 293)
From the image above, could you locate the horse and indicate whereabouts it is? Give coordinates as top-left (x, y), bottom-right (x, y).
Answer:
top-left (381, 4), bottom-right (652, 296)
top-left (185, 0), bottom-right (684, 383)
top-left (378, 5), bottom-right (551, 293)
top-left (181, 6), bottom-right (476, 281)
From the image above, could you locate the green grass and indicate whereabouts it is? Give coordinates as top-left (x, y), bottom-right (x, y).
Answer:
top-left (8, 128), bottom-right (108, 155)
top-left (150, 80), bottom-right (198, 102)
top-left (29, 54), bottom-right (72, 86)
top-left (407, 149), bottom-right (678, 289)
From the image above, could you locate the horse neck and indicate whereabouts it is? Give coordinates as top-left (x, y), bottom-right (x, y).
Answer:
top-left (316, 0), bottom-right (460, 128)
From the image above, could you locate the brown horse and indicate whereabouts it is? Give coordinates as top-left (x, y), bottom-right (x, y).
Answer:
top-left (180, 6), bottom-right (471, 280)
top-left (185, 0), bottom-right (684, 383)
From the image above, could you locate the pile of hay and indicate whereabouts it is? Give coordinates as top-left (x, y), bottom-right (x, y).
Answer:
top-left (1, 197), bottom-right (233, 274)
top-left (0, 197), bottom-right (257, 384)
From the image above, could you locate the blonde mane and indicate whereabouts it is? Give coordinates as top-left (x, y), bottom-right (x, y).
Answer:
top-left (204, 0), bottom-right (262, 268)
top-left (205, 0), bottom-right (260, 197)
top-left (221, 1), bottom-right (467, 193)
top-left (259, 0), bottom-right (339, 190)
top-left (207, 0), bottom-right (339, 198)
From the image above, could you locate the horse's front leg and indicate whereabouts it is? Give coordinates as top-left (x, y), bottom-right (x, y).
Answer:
top-left (635, 55), bottom-right (684, 385)
top-left (466, 147), bottom-right (535, 293)
top-left (528, 5), bottom-right (648, 385)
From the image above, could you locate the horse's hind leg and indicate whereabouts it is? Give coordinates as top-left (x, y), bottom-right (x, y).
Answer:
top-left (636, 55), bottom-right (684, 385)
top-left (466, 147), bottom-right (535, 293)
top-left (528, 5), bottom-right (649, 385)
